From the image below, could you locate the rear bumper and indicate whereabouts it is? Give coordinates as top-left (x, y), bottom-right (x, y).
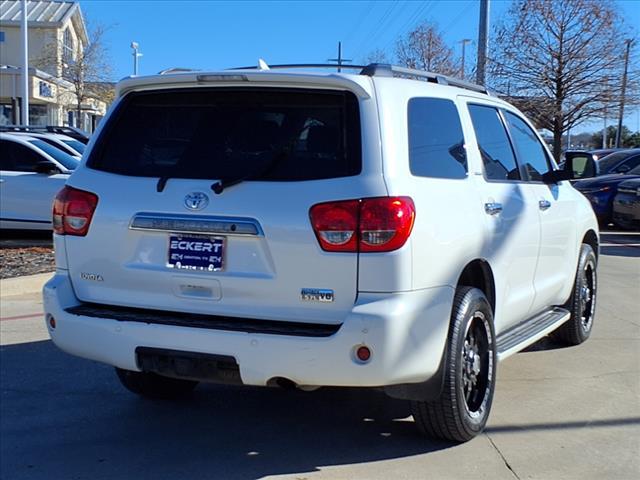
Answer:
top-left (43, 271), bottom-right (454, 387)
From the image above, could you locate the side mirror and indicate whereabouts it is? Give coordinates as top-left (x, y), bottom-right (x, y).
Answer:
top-left (543, 152), bottom-right (596, 184)
top-left (34, 161), bottom-right (61, 175)
top-left (616, 164), bottom-right (631, 174)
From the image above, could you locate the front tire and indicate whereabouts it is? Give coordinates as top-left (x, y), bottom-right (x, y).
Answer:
top-left (411, 287), bottom-right (496, 442)
top-left (556, 243), bottom-right (597, 345)
top-left (116, 368), bottom-right (198, 399)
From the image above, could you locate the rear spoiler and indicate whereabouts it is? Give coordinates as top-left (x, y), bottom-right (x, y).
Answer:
top-left (116, 71), bottom-right (372, 100)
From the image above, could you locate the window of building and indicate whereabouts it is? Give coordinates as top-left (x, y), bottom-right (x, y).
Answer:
top-left (0, 32), bottom-right (5, 42)
top-left (468, 104), bottom-right (520, 181)
top-left (408, 98), bottom-right (467, 179)
top-left (0, 105), bottom-right (14, 125)
top-left (504, 111), bottom-right (551, 182)
top-left (29, 105), bottom-right (49, 126)
top-left (62, 28), bottom-right (74, 65)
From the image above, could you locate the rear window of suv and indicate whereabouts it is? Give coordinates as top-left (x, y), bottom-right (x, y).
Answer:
top-left (87, 88), bottom-right (362, 181)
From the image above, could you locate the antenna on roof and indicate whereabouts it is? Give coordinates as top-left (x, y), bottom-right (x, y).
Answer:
top-left (257, 58), bottom-right (270, 70)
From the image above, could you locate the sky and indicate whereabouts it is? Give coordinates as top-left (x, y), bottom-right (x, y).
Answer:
top-left (80, 0), bottom-right (640, 133)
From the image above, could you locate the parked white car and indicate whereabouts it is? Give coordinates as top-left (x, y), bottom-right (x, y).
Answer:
top-left (43, 63), bottom-right (599, 442)
top-left (7, 131), bottom-right (85, 158)
top-left (0, 132), bottom-right (78, 230)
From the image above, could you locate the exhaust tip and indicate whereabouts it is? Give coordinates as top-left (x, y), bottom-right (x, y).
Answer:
top-left (266, 377), bottom-right (297, 390)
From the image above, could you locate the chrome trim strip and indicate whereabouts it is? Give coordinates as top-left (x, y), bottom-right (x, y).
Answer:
top-left (129, 213), bottom-right (263, 236)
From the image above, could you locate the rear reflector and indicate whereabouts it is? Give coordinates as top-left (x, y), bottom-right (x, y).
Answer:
top-left (53, 186), bottom-right (99, 236)
top-left (309, 197), bottom-right (415, 253)
top-left (356, 345), bottom-right (371, 362)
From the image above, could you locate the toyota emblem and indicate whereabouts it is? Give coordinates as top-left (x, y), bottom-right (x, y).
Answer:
top-left (184, 192), bottom-right (209, 211)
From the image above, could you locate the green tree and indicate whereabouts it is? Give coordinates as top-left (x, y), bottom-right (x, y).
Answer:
top-left (591, 125), bottom-right (637, 148)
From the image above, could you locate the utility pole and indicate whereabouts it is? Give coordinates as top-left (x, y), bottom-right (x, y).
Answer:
top-left (328, 41), bottom-right (351, 72)
top-left (603, 77), bottom-right (608, 149)
top-left (615, 39), bottom-right (632, 148)
top-left (20, 0), bottom-right (29, 125)
top-left (131, 41), bottom-right (142, 76)
top-left (476, 0), bottom-right (489, 85)
top-left (459, 39), bottom-right (471, 80)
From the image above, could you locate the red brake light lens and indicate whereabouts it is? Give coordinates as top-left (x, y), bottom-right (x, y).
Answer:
top-left (359, 197), bottom-right (415, 252)
top-left (309, 197), bottom-right (415, 253)
top-left (309, 200), bottom-right (359, 252)
top-left (52, 186), bottom-right (99, 236)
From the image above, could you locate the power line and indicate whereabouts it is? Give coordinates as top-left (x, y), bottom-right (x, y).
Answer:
top-left (380, 1), bottom-right (434, 58)
top-left (343, 1), bottom-right (376, 47)
top-left (440, 0), bottom-right (475, 36)
top-left (352, 1), bottom-right (399, 60)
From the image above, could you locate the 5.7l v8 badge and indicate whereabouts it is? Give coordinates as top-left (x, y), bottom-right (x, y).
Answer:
top-left (301, 288), bottom-right (334, 303)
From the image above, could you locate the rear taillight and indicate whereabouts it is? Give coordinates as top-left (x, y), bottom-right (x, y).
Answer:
top-left (53, 186), bottom-right (99, 236)
top-left (309, 197), bottom-right (415, 253)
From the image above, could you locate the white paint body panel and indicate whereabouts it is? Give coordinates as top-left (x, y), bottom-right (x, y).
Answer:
top-left (44, 271), bottom-right (454, 386)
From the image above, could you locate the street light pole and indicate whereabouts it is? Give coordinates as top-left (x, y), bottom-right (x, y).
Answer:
top-left (459, 39), bottom-right (471, 80)
top-left (131, 42), bottom-right (142, 76)
top-left (615, 39), bottom-right (632, 148)
top-left (20, 0), bottom-right (29, 125)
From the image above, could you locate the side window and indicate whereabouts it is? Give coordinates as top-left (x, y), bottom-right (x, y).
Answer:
top-left (0, 141), bottom-right (43, 172)
top-left (0, 140), bottom-right (13, 170)
top-left (614, 155), bottom-right (640, 173)
top-left (468, 104), bottom-right (520, 181)
top-left (408, 98), bottom-right (467, 179)
top-left (504, 112), bottom-right (551, 182)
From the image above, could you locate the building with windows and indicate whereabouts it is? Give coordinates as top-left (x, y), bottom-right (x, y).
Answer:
top-left (0, 0), bottom-right (107, 131)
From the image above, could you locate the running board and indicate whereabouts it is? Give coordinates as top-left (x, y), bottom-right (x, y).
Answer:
top-left (496, 307), bottom-right (570, 360)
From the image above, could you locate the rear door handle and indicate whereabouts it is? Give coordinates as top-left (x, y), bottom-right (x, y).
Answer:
top-left (539, 199), bottom-right (551, 211)
top-left (484, 202), bottom-right (503, 215)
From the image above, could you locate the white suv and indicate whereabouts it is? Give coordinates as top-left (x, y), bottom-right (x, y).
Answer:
top-left (43, 63), bottom-right (599, 442)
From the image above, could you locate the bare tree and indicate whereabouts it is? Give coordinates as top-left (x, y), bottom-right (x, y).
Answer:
top-left (490, 0), bottom-right (638, 160)
top-left (362, 48), bottom-right (389, 65)
top-left (37, 21), bottom-right (113, 125)
top-left (396, 22), bottom-right (458, 76)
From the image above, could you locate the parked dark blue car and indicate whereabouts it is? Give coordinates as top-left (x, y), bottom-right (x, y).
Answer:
top-left (574, 164), bottom-right (640, 227)
top-left (613, 178), bottom-right (640, 230)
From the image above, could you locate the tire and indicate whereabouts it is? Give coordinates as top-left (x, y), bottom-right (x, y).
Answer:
top-left (411, 287), bottom-right (496, 443)
top-left (555, 243), bottom-right (597, 346)
top-left (115, 368), bottom-right (198, 399)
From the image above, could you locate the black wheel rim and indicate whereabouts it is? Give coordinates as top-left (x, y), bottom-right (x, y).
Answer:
top-left (580, 259), bottom-right (596, 332)
top-left (461, 312), bottom-right (493, 416)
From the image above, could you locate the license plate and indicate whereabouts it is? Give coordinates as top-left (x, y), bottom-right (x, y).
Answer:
top-left (168, 235), bottom-right (224, 271)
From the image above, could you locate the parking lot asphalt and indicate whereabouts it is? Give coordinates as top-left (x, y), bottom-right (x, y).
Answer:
top-left (1, 233), bottom-right (638, 480)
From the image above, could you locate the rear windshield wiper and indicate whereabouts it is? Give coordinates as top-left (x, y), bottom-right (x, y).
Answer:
top-left (211, 147), bottom-right (291, 195)
top-left (157, 176), bottom-right (171, 192)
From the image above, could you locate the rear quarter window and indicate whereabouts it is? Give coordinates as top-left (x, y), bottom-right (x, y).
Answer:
top-left (88, 88), bottom-right (362, 181)
top-left (408, 98), bottom-right (467, 179)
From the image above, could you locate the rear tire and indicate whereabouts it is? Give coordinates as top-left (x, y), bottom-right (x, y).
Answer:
top-left (115, 368), bottom-right (198, 399)
top-left (555, 244), bottom-right (597, 346)
top-left (411, 287), bottom-right (496, 443)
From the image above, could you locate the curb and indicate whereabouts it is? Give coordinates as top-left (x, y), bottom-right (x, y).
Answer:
top-left (0, 272), bottom-right (53, 297)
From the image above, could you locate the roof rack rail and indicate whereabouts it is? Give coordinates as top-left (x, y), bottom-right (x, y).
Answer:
top-left (227, 62), bottom-right (492, 95)
top-left (229, 63), bottom-right (367, 71)
top-left (158, 67), bottom-right (200, 75)
top-left (360, 63), bottom-right (492, 95)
